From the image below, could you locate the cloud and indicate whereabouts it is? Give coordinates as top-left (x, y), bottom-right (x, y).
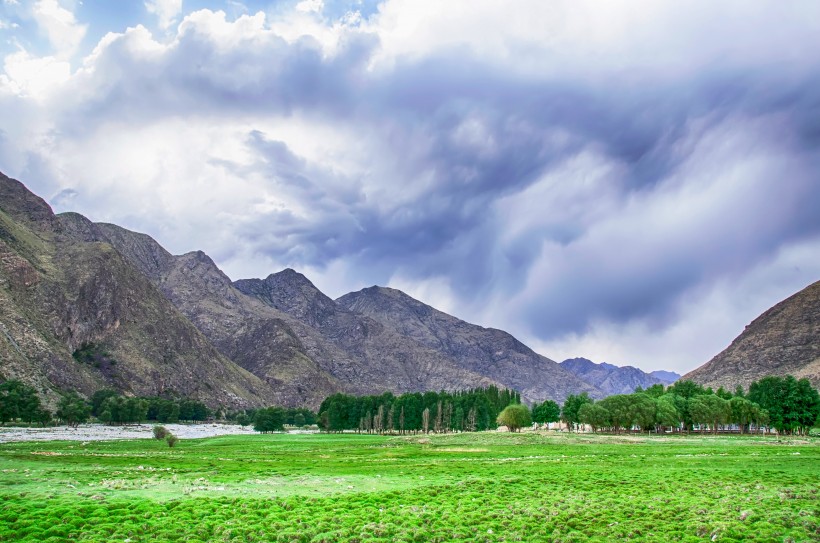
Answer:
top-left (31, 0), bottom-right (87, 57)
top-left (295, 0), bottom-right (324, 14)
top-left (1, 1), bottom-right (819, 374)
top-left (2, 49), bottom-right (71, 98)
top-left (145, 0), bottom-right (183, 31)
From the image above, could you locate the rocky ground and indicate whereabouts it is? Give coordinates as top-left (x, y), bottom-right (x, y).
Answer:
top-left (0, 423), bottom-right (259, 442)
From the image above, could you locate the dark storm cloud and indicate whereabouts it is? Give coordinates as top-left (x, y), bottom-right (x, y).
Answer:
top-left (205, 42), bottom-right (820, 331)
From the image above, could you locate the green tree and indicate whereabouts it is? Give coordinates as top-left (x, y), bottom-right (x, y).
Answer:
top-left (667, 380), bottom-right (706, 399)
top-left (654, 395), bottom-right (680, 432)
top-left (253, 407), bottom-right (285, 433)
top-left (578, 403), bottom-right (610, 433)
top-left (630, 394), bottom-right (658, 432)
top-left (56, 392), bottom-right (91, 427)
top-left (689, 395), bottom-right (729, 434)
top-left (496, 404), bottom-right (531, 432)
top-left (179, 400), bottom-right (208, 422)
top-left (599, 395), bottom-right (633, 433)
top-left (531, 400), bottom-right (561, 424)
top-left (643, 384), bottom-right (666, 398)
top-left (90, 389), bottom-right (118, 417)
top-left (715, 386), bottom-right (733, 400)
top-left (0, 380), bottom-right (42, 424)
top-left (156, 400), bottom-right (180, 423)
top-left (236, 413), bottom-right (251, 426)
top-left (729, 396), bottom-right (759, 434)
top-left (561, 393), bottom-right (592, 432)
top-left (748, 375), bottom-right (820, 434)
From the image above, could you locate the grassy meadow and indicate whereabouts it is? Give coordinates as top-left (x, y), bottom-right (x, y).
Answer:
top-left (0, 431), bottom-right (818, 542)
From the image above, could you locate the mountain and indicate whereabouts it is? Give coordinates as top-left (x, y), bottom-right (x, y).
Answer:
top-left (683, 280), bottom-right (820, 390)
top-left (337, 286), bottom-right (602, 403)
top-left (0, 173), bottom-right (274, 408)
top-left (81, 224), bottom-right (497, 409)
top-left (60, 217), bottom-right (349, 409)
top-left (559, 357), bottom-right (679, 396)
top-left (649, 370), bottom-right (681, 383)
top-left (234, 271), bottom-right (497, 397)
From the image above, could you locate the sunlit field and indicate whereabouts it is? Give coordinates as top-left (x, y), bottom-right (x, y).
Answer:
top-left (1, 432), bottom-right (818, 542)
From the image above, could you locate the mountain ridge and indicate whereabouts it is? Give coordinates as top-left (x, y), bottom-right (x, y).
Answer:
top-left (337, 286), bottom-right (603, 403)
top-left (559, 357), bottom-right (679, 396)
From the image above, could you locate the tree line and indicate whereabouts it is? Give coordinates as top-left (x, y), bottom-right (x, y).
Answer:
top-left (316, 386), bottom-right (521, 433)
top-left (0, 382), bottom-right (212, 427)
top-left (561, 376), bottom-right (819, 435)
top-left (3, 375), bottom-right (817, 435)
top-left (229, 407), bottom-right (318, 433)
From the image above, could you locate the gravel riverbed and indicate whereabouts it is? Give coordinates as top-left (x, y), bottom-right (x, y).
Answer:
top-left (0, 423), bottom-right (259, 443)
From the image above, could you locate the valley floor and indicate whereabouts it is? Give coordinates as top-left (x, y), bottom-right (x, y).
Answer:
top-left (0, 432), bottom-right (817, 542)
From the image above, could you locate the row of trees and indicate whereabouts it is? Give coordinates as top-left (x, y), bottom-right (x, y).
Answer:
top-left (0, 381), bottom-right (90, 427)
top-left (4, 376), bottom-right (817, 435)
top-left (90, 390), bottom-right (210, 424)
top-left (0, 381), bottom-right (212, 427)
top-left (317, 386), bottom-right (521, 433)
top-left (234, 407), bottom-right (318, 432)
top-left (561, 377), bottom-right (819, 435)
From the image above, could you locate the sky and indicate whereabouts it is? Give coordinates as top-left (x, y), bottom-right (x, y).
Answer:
top-left (1, 1), bottom-right (819, 375)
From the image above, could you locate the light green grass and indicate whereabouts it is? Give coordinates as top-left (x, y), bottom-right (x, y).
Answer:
top-left (0, 432), bottom-right (818, 542)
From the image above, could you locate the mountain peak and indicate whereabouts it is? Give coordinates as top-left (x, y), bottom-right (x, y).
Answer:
top-left (267, 267), bottom-right (314, 287)
top-left (234, 268), bottom-right (336, 327)
top-left (0, 172), bottom-right (57, 231)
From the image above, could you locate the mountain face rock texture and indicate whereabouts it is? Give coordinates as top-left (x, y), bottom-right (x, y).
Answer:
top-left (337, 286), bottom-right (603, 403)
top-left (0, 173), bottom-right (273, 408)
top-left (684, 281), bottom-right (820, 391)
top-left (559, 358), bottom-right (679, 396)
top-left (233, 271), bottom-right (498, 401)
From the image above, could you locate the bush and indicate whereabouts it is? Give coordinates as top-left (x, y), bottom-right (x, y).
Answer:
top-left (166, 433), bottom-right (179, 447)
top-left (496, 404), bottom-right (532, 432)
top-left (153, 425), bottom-right (169, 440)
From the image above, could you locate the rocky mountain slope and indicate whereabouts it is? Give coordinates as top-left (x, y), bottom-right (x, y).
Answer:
top-left (74, 222), bottom-right (498, 408)
top-left (234, 271), bottom-right (497, 396)
top-left (60, 216), bottom-right (348, 409)
top-left (559, 358), bottom-right (679, 396)
top-left (337, 287), bottom-right (602, 403)
top-left (0, 173), bottom-right (274, 408)
top-left (684, 280), bottom-right (820, 390)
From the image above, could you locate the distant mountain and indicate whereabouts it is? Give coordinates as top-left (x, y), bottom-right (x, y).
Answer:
top-left (683, 281), bottom-right (820, 391)
top-left (0, 173), bottom-right (273, 408)
top-left (559, 358), bottom-right (679, 396)
top-left (337, 286), bottom-right (602, 403)
top-left (649, 370), bottom-right (681, 384)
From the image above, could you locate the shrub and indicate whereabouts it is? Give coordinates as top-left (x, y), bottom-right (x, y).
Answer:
top-left (153, 425), bottom-right (169, 440)
top-left (166, 433), bottom-right (179, 447)
top-left (496, 404), bottom-right (532, 432)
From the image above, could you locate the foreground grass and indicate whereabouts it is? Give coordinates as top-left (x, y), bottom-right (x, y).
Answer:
top-left (0, 432), bottom-right (818, 542)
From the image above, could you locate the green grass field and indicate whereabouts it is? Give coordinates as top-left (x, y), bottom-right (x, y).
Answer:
top-left (0, 431), bottom-right (818, 542)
